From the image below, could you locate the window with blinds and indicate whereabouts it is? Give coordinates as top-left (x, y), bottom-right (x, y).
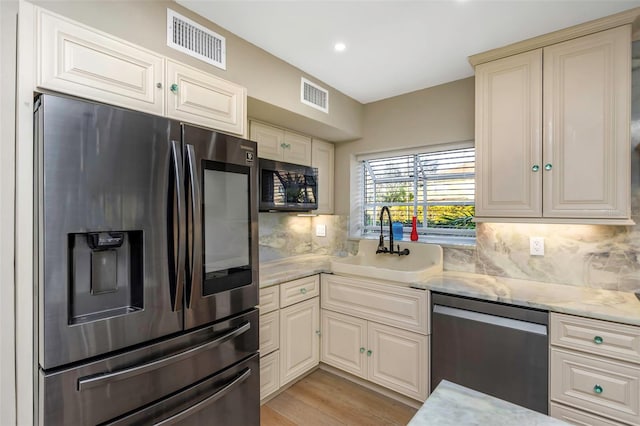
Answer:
top-left (361, 147), bottom-right (475, 239)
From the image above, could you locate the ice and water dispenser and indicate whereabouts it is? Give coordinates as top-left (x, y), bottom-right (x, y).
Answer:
top-left (68, 230), bottom-right (143, 325)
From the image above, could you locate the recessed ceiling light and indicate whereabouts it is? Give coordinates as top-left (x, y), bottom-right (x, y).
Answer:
top-left (334, 42), bottom-right (346, 52)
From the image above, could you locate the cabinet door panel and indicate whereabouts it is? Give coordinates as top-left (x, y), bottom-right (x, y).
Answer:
top-left (543, 26), bottom-right (630, 218)
top-left (260, 351), bottom-right (280, 402)
top-left (321, 310), bottom-right (367, 378)
top-left (312, 139), bottom-right (334, 214)
top-left (283, 132), bottom-right (312, 166)
top-left (37, 9), bottom-right (164, 115)
top-left (250, 121), bottom-right (284, 161)
top-left (368, 322), bottom-right (428, 401)
top-left (259, 311), bottom-right (279, 356)
top-left (475, 49), bottom-right (542, 217)
top-left (166, 60), bottom-right (246, 136)
top-left (280, 298), bottom-right (319, 386)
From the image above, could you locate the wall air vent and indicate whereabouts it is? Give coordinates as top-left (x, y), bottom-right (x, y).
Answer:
top-left (301, 77), bottom-right (329, 113)
top-left (167, 9), bottom-right (226, 70)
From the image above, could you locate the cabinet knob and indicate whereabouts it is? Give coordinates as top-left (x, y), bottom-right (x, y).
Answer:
top-left (366, 349), bottom-right (372, 356)
top-left (315, 330), bottom-right (321, 336)
top-left (544, 163), bottom-right (553, 171)
top-left (156, 82), bottom-right (162, 89)
top-left (593, 335), bottom-right (604, 344)
top-left (280, 143), bottom-right (287, 149)
top-left (593, 384), bottom-right (603, 394)
top-left (360, 347), bottom-right (365, 354)
top-left (170, 83), bottom-right (179, 93)
top-left (300, 288), bottom-right (307, 295)
top-left (531, 165), bottom-right (540, 172)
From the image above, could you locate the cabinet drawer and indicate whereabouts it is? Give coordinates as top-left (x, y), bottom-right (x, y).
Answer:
top-left (551, 313), bottom-right (640, 364)
top-left (550, 348), bottom-right (640, 425)
top-left (279, 275), bottom-right (319, 308)
top-left (321, 274), bottom-right (429, 334)
top-left (550, 402), bottom-right (626, 426)
top-left (259, 286), bottom-right (279, 314)
top-left (259, 350), bottom-right (279, 402)
top-left (259, 311), bottom-right (279, 356)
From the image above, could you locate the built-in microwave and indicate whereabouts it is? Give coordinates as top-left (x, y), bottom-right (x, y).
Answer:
top-left (259, 158), bottom-right (318, 211)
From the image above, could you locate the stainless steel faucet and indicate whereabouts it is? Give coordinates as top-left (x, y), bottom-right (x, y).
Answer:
top-left (376, 206), bottom-right (410, 256)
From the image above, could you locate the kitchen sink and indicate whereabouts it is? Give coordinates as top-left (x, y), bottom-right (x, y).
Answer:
top-left (331, 239), bottom-right (443, 283)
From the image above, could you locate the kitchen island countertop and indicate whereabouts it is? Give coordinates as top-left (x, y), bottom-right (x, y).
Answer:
top-left (408, 380), bottom-right (568, 426)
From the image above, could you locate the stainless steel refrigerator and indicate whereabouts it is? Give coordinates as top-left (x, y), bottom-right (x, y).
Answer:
top-left (35, 94), bottom-right (260, 425)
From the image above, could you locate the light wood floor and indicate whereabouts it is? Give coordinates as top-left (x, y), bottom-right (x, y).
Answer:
top-left (260, 369), bottom-right (418, 426)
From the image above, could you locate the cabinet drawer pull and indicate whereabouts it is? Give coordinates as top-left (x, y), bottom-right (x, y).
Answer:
top-left (360, 347), bottom-right (365, 354)
top-left (544, 163), bottom-right (552, 171)
top-left (300, 288), bottom-right (307, 295)
top-left (593, 384), bottom-right (603, 394)
top-left (366, 349), bottom-right (372, 357)
top-left (593, 335), bottom-right (604, 344)
top-left (531, 165), bottom-right (539, 172)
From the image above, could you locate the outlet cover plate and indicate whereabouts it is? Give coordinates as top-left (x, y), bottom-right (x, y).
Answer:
top-left (315, 224), bottom-right (326, 237)
top-left (530, 237), bottom-right (544, 256)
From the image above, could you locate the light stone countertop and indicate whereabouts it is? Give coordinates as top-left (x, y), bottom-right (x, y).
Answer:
top-left (408, 380), bottom-right (569, 426)
top-left (259, 255), bottom-right (640, 327)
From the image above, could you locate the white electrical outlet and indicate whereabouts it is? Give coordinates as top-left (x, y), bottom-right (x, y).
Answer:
top-left (315, 224), bottom-right (326, 237)
top-left (530, 237), bottom-right (544, 256)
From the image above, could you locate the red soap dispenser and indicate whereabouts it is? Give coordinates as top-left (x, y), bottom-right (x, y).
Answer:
top-left (410, 216), bottom-right (419, 241)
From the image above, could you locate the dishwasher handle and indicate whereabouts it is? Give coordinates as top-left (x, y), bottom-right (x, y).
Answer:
top-left (433, 304), bottom-right (547, 336)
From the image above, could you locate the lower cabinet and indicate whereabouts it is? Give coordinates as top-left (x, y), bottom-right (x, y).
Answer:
top-left (280, 297), bottom-right (320, 386)
top-left (320, 274), bottom-right (430, 402)
top-left (321, 310), bottom-right (428, 401)
top-left (549, 313), bottom-right (640, 426)
top-left (259, 276), bottom-right (320, 402)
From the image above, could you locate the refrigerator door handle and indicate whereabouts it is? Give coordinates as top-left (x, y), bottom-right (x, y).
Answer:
top-left (153, 367), bottom-right (252, 426)
top-left (77, 320), bottom-right (251, 392)
top-left (185, 144), bottom-right (202, 308)
top-left (169, 140), bottom-right (186, 312)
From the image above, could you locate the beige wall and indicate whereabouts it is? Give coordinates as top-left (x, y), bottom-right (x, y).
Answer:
top-left (32, 0), bottom-right (364, 141)
top-left (0, 1), bottom-right (17, 423)
top-left (334, 77), bottom-right (475, 214)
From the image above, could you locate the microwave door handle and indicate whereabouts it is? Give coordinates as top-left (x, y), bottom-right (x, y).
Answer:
top-left (153, 368), bottom-right (252, 426)
top-left (170, 140), bottom-right (186, 312)
top-left (185, 144), bottom-right (202, 309)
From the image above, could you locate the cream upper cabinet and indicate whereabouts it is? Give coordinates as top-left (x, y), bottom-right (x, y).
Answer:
top-left (475, 49), bottom-right (542, 218)
top-left (35, 7), bottom-right (247, 136)
top-left (312, 139), bottom-right (335, 214)
top-left (165, 60), bottom-right (246, 136)
top-left (279, 297), bottom-right (320, 386)
top-left (250, 121), bottom-right (312, 166)
top-left (36, 8), bottom-right (164, 116)
top-left (474, 25), bottom-right (631, 223)
top-left (543, 26), bottom-right (630, 219)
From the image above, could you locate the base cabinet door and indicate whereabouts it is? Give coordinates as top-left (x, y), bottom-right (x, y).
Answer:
top-left (280, 297), bottom-right (320, 386)
top-left (368, 322), bottom-right (428, 401)
top-left (260, 351), bottom-right (280, 402)
top-left (321, 310), bottom-right (367, 378)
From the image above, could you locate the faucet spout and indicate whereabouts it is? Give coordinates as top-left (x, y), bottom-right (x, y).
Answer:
top-left (379, 206), bottom-right (394, 254)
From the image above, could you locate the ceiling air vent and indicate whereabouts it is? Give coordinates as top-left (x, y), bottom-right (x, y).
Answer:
top-left (301, 77), bottom-right (329, 113)
top-left (167, 9), bottom-right (226, 70)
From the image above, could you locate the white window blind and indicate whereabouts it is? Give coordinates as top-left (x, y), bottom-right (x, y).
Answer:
top-left (361, 147), bottom-right (475, 239)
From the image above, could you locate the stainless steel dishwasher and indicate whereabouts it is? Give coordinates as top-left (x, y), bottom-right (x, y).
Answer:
top-left (431, 292), bottom-right (549, 414)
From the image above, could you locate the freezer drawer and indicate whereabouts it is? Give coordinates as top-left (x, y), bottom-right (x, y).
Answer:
top-left (106, 354), bottom-right (260, 425)
top-left (39, 309), bottom-right (258, 425)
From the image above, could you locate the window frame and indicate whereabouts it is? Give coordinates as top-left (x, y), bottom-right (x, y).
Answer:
top-left (354, 142), bottom-right (476, 243)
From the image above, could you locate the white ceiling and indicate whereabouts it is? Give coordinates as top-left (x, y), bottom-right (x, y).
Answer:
top-left (178, 0), bottom-right (640, 104)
